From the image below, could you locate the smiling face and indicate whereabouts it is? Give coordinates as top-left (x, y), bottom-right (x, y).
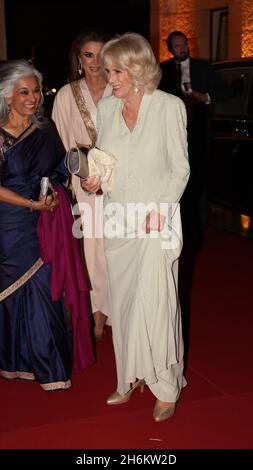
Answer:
top-left (79, 41), bottom-right (104, 79)
top-left (7, 75), bottom-right (41, 118)
top-left (105, 65), bottom-right (133, 100)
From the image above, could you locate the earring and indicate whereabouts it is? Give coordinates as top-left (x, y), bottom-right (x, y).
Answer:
top-left (78, 60), bottom-right (83, 76)
top-left (134, 82), bottom-right (139, 93)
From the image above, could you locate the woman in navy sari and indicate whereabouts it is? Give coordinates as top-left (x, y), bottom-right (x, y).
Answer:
top-left (0, 60), bottom-right (93, 391)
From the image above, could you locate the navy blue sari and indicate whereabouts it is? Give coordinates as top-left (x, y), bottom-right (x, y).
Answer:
top-left (0, 122), bottom-right (72, 390)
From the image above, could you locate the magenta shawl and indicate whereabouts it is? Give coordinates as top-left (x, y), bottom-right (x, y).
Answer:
top-left (37, 186), bottom-right (94, 373)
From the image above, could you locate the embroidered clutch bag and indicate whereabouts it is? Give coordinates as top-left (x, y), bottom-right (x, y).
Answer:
top-left (65, 144), bottom-right (116, 193)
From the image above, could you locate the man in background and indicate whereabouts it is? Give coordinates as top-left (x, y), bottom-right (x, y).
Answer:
top-left (159, 30), bottom-right (225, 238)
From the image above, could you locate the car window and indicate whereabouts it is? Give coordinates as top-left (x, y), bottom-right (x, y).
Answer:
top-left (213, 67), bottom-right (252, 116)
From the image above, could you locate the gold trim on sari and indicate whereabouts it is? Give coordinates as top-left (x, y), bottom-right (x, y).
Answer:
top-left (1, 123), bottom-right (37, 150)
top-left (0, 258), bottom-right (44, 302)
top-left (0, 370), bottom-right (72, 391)
top-left (0, 370), bottom-right (35, 381)
top-left (41, 379), bottom-right (72, 391)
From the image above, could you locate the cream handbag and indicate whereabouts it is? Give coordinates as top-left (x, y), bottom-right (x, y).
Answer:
top-left (65, 145), bottom-right (116, 193)
top-left (88, 147), bottom-right (116, 193)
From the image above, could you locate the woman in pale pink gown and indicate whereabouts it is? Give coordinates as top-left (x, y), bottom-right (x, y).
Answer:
top-left (52, 31), bottom-right (112, 340)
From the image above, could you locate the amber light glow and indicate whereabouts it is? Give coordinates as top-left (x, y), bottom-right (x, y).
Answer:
top-left (159, 0), bottom-right (199, 62)
top-left (240, 214), bottom-right (251, 231)
top-left (157, 0), bottom-right (253, 61)
top-left (241, 0), bottom-right (253, 56)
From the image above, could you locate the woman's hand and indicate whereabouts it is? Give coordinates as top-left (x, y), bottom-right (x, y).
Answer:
top-left (80, 176), bottom-right (101, 194)
top-left (144, 210), bottom-right (166, 233)
top-left (32, 192), bottom-right (59, 212)
top-left (0, 186), bottom-right (58, 212)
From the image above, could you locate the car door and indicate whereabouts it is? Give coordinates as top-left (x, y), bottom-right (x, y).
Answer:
top-left (208, 64), bottom-right (253, 215)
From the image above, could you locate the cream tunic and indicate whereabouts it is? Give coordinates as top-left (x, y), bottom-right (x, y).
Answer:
top-left (52, 79), bottom-right (111, 316)
top-left (96, 90), bottom-right (190, 401)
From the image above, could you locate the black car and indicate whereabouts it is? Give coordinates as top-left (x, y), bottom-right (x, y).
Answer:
top-left (208, 58), bottom-right (253, 216)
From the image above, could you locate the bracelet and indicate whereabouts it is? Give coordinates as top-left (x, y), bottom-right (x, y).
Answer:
top-left (29, 199), bottom-right (34, 212)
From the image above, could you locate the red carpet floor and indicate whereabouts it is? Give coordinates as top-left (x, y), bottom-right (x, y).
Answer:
top-left (0, 229), bottom-right (253, 450)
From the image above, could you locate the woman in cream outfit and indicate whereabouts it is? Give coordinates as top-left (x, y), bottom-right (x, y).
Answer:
top-left (52, 30), bottom-right (111, 340)
top-left (83, 33), bottom-right (190, 422)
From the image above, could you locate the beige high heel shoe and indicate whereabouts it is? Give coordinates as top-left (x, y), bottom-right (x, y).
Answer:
top-left (153, 400), bottom-right (176, 422)
top-left (106, 379), bottom-right (145, 405)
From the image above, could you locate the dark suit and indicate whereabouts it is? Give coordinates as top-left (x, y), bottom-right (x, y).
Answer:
top-left (159, 57), bottom-right (224, 364)
top-left (159, 57), bottom-right (225, 237)
top-left (159, 57), bottom-right (223, 103)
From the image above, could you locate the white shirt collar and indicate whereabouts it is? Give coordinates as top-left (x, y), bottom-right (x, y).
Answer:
top-left (179, 57), bottom-right (190, 68)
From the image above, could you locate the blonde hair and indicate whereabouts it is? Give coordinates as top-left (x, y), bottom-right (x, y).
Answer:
top-left (100, 32), bottom-right (161, 93)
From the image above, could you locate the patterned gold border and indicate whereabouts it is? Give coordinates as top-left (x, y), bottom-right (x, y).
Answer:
top-left (0, 258), bottom-right (44, 302)
top-left (41, 379), bottom-right (72, 391)
top-left (0, 370), bottom-right (72, 391)
top-left (0, 370), bottom-right (35, 380)
top-left (9, 123), bottom-right (37, 150)
top-left (70, 80), bottom-right (97, 147)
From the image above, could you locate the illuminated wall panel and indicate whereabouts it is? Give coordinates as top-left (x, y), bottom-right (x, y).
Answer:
top-left (159, 0), bottom-right (198, 61)
top-left (156, 0), bottom-right (251, 61)
top-left (241, 0), bottom-right (253, 56)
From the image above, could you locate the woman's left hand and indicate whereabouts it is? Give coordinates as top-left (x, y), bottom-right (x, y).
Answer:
top-left (80, 176), bottom-right (101, 193)
top-left (144, 210), bottom-right (166, 233)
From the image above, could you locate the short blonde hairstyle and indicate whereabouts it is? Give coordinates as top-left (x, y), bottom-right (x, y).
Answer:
top-left (100, 32), bottom-right (161, 94)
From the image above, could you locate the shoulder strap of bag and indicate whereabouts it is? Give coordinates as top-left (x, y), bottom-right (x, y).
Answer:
top-left (70, 80), bottom-right (97, 148)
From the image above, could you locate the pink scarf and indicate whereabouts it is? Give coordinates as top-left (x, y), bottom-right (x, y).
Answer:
top-left (37, 186), bottom-right (94, 373)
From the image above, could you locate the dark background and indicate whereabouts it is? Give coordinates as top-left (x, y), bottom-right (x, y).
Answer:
top-left (5, 0), bottom-right (150, 89)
